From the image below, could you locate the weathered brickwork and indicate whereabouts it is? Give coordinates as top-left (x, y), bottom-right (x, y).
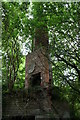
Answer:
top-left (34, 27), bottom-right (49, 50)
top-left (25, 48), bottom-right (50, 89)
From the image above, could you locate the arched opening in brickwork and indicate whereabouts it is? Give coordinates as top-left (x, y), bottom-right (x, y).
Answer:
top-left (30, 72), bottom-right (41, 87)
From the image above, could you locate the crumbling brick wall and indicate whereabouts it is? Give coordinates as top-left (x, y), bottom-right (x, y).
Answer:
top-left (25, 48), bottom-right (49, 89)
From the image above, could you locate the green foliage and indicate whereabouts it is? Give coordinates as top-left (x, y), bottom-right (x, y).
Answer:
top-left (2, 2), bottom-right (29, 91)
top-left (2, 2), bottom-right (80, 118)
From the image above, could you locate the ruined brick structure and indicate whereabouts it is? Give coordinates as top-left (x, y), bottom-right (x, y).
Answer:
top-left (24, 27), bottom-right (53, 118)
top-left (2, 27), bottom-right (70, 120)
top-left (25, 48), bottom-right (49, 88)
top-left (25, 27), bottom-right (52, 89)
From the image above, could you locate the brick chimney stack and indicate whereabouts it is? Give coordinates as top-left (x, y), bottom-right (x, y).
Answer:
top-left (34, 27), bottom-right (49, 50)
top-left (25, 26), bottom-right (52, 89)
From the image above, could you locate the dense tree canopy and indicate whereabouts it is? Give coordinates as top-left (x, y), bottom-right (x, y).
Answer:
top-left (2, 2), bottom-right (80, 118)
